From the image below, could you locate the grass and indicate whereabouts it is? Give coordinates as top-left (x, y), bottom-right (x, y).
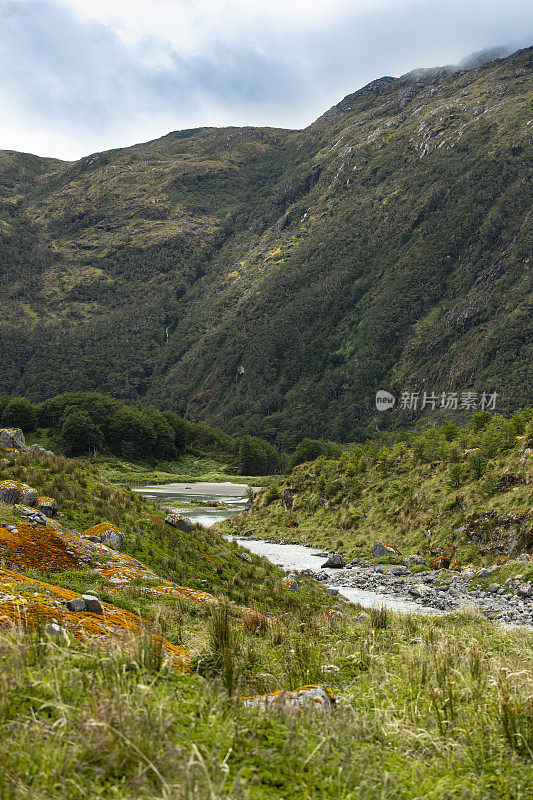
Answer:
top-left (93, 453), bottom-right (274, 486)
top-left (0, 439), bottom-right (532, 797)
top-left (0, 609), bottom-right (531, 799)
top-left (221, 438), bottom-right (532, 568)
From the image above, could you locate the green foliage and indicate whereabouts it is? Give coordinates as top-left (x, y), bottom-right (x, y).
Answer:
top-left (1, 396), bottom-right (37, 431)
top-left (59, 409), bottom-right (104, 456)
top-left (290, 438), bottom-right (341, 469)
top-left (238, 435), bottom-right (281, 476)
top-left (0, 49), bottom-right (531, 445)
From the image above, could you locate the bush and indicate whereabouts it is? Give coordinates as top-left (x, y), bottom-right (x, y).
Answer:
top-left (1, 397), bottom-right (37, 431)
top-left (59, 410), bottom-right (104, 456)
top-left (238, 436), bottom-right (281, 475)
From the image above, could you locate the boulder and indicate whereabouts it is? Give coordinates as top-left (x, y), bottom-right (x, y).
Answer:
top-left (164, 512), bottom-right (194, 532)
top-left (82, 594), bottom-right (104, 615)
top-left (36, 496), bottom-right (58, 516)
top-left (321, 553), bottom-right (345, 568)
top-left (242, 684), bottom-right (335, 712)
top-left (66, 597), bottom-right (86, 612)
top-left (82, 523), bottom-right (125, 550)
top-left (0, 428), bottom-right (25, 450)
top-left (0, 480), bottom-right (38, 506)
top-left (27, 444), bottom-right (54, 457)
top-left (404, 554), bottom-right (426, 566)
top-left (373, 542), bottom-right (402, 559)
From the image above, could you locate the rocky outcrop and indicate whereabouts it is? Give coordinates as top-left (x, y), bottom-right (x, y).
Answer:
top-left (164, 512), bottom-right (194, 532)
top-left (0, 428), bottom-right (25, 450)
top-left (36, 496), bottom-right (58, 516)
top-left (0, 480), bottom-right (39, 506)
top-left (82, 522), bottom-right (125, 550)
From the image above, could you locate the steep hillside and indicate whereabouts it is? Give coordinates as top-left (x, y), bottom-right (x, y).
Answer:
top-left (1, 48), bottom-right (531, 443)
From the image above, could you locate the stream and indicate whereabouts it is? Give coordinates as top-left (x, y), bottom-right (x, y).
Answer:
top-left (133, 481), bottom-right (443, 615)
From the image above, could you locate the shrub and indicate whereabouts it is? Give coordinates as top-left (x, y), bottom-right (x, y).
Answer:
top-left (59, 410), bottom-right (104, 456)
top-left (1, 397), bottom-right (37, 431)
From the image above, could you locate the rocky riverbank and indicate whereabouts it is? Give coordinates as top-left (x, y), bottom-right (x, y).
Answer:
top-left (315, 557), bottom-right (533, 627)
top-left (235, 532), bottom-right (533, 626)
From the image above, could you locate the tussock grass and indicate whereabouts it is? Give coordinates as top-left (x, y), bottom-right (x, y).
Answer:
top-left (0, 609), bottom-right (531, 799)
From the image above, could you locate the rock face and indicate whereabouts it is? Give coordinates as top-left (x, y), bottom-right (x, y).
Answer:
top-left (321, 553), bottom-right (345, 568)
top-left (0, 428), bottom-right (25, 450)
top-left (82, 523), bottom-right (125, 550)
top-left (373, 542), bottom-right (402, 558)
top-left (0, 480), bottom-right (39, 506)
top-left (164, 513), bottom-right (194, 532)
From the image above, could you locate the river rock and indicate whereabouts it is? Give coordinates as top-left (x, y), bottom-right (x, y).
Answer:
top-left (409, 584), bottom-right (434, 598)
top-left (0, 428), bottom-right (25, 450)
top-left (373, 542), bottom-right (401, 558)
top-left (164, 512), bottom-right (194, 532)
top-left (321, 553), bottom-right (345, 568)
top-left (404, 554), bottom-right (426, 566)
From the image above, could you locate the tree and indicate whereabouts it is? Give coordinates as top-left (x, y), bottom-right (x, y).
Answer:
top-left (238, 436), bottom-right (281, 475)
top-left (60, 410), bottom-right (104, 455)
top-left (1, 397), bottom-right (37, 431)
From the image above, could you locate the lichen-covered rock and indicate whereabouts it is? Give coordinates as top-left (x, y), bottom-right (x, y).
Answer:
top-left (0, 428), bottom-right (25, 450)
top-left (82, 594), bottom-right (104, 615)
top-left (27, 444), bottom-right (54, 457)
top-left (242, 684), bottom-right (336, 712)
top-left (82, 523), bottom-right (125, 550)
top-left (0, 480), bottom-right (38, 506)
top-left (164, 512), bottom-right (194, 532)
top-left (429, 555), bottom-right (451, 570)
top-left (36, 496), bottom-right (58, 516)
top-left (373, 542), bottom-right (402, 558)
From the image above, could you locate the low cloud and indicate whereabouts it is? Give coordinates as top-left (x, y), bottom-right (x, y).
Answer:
top-left (0, 0), bottom-right (531, 159)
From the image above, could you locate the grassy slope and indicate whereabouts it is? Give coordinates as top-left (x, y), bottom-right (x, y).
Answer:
top-left (220, 436), bottom-right (532, 568)
top-left (0, 448), bottom-right (531, 797)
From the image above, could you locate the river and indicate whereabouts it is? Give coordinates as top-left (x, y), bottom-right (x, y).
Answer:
top-left (133, 481), bottom-right (442, 615)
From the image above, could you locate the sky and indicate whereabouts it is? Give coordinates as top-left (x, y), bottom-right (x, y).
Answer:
top-left (0, 0), bottom-right (531, 160)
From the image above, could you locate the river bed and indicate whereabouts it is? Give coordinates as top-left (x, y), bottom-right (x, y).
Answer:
top-left (133, 481), bottom-right (443, 614)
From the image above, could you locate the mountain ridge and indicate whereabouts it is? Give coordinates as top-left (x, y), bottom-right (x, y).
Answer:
top-left (0, 46), bottom-right (531, 445)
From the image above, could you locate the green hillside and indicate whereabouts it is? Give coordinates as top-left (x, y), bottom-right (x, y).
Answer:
top-left (1, 48), bottom-right (531, 444)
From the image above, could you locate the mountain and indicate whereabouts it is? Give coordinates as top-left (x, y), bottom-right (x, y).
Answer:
top-left (1, 47), bottom-right (531, 445)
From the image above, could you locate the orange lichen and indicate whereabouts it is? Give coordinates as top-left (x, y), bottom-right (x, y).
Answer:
top-left (0, 516), bottom-right (217, 605)
top-left (0, 567), bottom-right (189, 670)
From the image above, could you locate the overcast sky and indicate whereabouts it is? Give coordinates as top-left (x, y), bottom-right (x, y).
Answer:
top-left (0, 0), bottom-right (531, 160)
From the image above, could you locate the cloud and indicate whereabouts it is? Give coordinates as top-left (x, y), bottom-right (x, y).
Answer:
top-left (0, 0), bottom-right (531, 159)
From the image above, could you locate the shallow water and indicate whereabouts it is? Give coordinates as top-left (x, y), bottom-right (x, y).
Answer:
top-left (132, 481), bottom-right (249, 527)
top-left (226, 536), bottom-right (443, 615)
